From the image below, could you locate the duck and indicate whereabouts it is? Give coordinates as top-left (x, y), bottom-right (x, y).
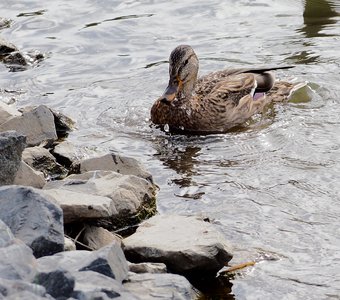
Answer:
top-left (151, 45), bottom-right (302, 134)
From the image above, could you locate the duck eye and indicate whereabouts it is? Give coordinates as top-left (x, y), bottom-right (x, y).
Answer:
top-left (183, 59), bottom-right (189, 66)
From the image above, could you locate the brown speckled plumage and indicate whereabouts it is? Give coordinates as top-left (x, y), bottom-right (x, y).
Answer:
top-left (151, 45), bottom-right (301, 133)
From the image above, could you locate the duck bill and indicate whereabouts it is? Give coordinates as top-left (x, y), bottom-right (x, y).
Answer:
top-left (160, 81), bottom-right (179, 104)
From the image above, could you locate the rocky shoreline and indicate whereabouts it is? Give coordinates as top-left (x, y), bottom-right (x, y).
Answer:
top-left (0, 38), bottom-right (235, 299)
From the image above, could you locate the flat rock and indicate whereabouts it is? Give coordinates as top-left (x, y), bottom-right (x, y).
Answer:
top-left (13, 161), bottom-right (46, 188)
top-left (124, 272), bottom-right (195, 300)
top-left (0, 220), bottom-right (37, 281)
top-left (0, 105), bottom-right (57, 147)
top-left (0, 186), bottom-right (64, 258)
top-left (0, 131), bottom-right (26, 185)
top-left (0, 101), bottom-right (21, 125)
top-left (37, 241), bottom-right (128, 283)
top-left (123, 215), bottom-right (233, 276)
top-left (22, 146), bottom-right (68, 179)
top-left (83, 226), bottom-right (122, 250)
top-left (43, 170), bottom-right (156, 229)
top-left (72, 153), bottom-right (153, 183)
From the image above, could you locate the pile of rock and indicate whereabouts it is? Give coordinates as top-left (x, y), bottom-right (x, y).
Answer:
top-left (0, 100), bottom-right (234, 298)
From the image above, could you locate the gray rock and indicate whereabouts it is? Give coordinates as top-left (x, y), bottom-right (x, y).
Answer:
top-left (0, 38), bottom-right (17, 55)
top-left (22, 146), bottom-right (68, 180)
top-left (128, 262), bottom-right (167, 274)
top-left (0, 186), bottom-right (64, 258)
top-left (53, 140), bottom-right (79, 168)
top-left (0, 101), bottom-right (21, 125)
top-left (50, 109), bottom-right (75, 139)
top-left (124, 272), bottom-right (195, 300)
top-left (64, 236), bottom-right (76, 251)
top-left (0, 220), bottom-right (37, 281)
top-left (43, 171), bottom-right (156, 229)
top-left (0, 279), bottom-right (48, 299)
top-left (123, 215), bottom-right (233, 276)
top-left (37, 242), bottom-right (128, 283)
top-left (72, 153), bottom-right (153, 183)
top-left (34, 269), bottom-right (75, 299)
top-left (13, 161), bottom-right (46, 188)
top-left (0, 131), bottom-right (26, 185)
top-left (83, 226), bottom-right (122, 250)
top-left (0, 105), bottom-right (57, 147)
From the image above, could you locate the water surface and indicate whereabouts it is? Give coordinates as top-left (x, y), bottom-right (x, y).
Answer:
top-left (1, 0), bottom-right (340, 299)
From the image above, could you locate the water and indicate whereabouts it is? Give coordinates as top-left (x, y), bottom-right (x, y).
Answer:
top-left (1, 0), bottom-right (340, 299)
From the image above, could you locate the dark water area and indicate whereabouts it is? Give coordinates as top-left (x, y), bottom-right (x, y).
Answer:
top-left (1, 0), bottom-right (340, 299)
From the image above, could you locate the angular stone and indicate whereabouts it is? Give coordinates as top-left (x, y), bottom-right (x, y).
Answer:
top-left (0, 105), bottom-right (57, 147)
top-left (50, 109), bottom-right (75, 139)
top-left (0, 220), bottom-right (37, 281)
top-left (72, 153), bottom-right (153, 183)
top-left (124, 272), bottom-right (195, 300)
top-left (128, 262), bottom-right (167, 274)
top-left (13, 161), bottom-right (46, 188)
top-left (0, 186), bottom-right (64, 258)
top-left (0, 279), bottom-right (48, 299)
top-left (34, 269), bottom-right (75, 299)
top-left (123, 215), bottom-right (233, 276)
top-left (0, 131), bottom-right (26, 185)
top-left (83, 226), bottom-right (122, 250)
top-left (0, 101), bottom-right (21, 125)
top-left (43, 170), bottom-right (156, 229)
top-left (22, 146), bottom-right (67, 179)
top-left (52, 140), bottom-right (78, 168)
top-left (37, 242), bottom-right (128, 283)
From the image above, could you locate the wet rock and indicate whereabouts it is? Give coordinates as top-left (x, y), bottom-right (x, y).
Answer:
top-left (83, 225), bottom-right (122, 250)
top-left (0, 105), bottom-right (57, 147)
top-left (0, 38), bottom-right (17, 55)
top-left (13, 161), bottom-right (46, 188)
top-left (128, 262), bottom-right (167, 274)
top-left (22, 146), bottom-right (68, 180)
top-left (34, 269), bottom-right (75, 300)
top-left (0, 186), bottom-right (64, 258)
top-left (0, 220), bottom-right (37, 281)
top-left (43, 170), bottom-right (156, 229)
top-left (0, 101), bottom-right (21, 125)
top-left (0, 131), bottom-right (26, 185)
top-left (124, 272), bottom-right (195, 300)
top-left (0, 279), bottom-right (48, 300)
top-left (71, 153), bottom-right (153, 183)
top-left (123, 215), bottom-right (233, 276)
top-left (37, 242), bottom-right (128, 283)
top-left (0, 18), bottom-right (11, 30)
top-left (3, 51), bottom-right (27, 66)
top-left (52, 140), bottom-right (78, 168)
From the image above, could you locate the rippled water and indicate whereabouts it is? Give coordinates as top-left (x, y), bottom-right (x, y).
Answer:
top-left (1, 0), bottom-right (340, 298)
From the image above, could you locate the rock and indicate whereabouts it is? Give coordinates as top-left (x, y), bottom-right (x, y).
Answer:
top-left (3, 51), bottom-right (27, 66)
top-left (71, 153), bottom-right (153, 183)
top-left (34, 269), bottom-right (75, 299)
top-left (37, 242), bottom-right (128, 283)
top-left (64, 236), bottom-right (76, 251)
top-left (0, 18), bottom-right (11, 30)
top-left (0, 279), bottom-right (48, 300)
top-left (128, 262), bottom-right (167, 274)
top-left (124, 272), bottom-right (195, 300)
top-left (13, 161), bottom-right (46, 188)
top-left (50, 109), bottom-right (75, 139)
top-left (0, 105), bottom-right (57, 147)
top-left (52, 140), bottom-right (78, 168)
top-left (0, 186), bottom-right (64, 258)
top-left (22, 146), bottom-right (68, 179)
top-left (43, 170), bottom-right (156, 229)
top-left (83, 226), bottom-right (122, 250)
top-left (123, 215), bottom-right (233, 277)
top-left (0, 38), bottom-right (17, 55)
top-left (0, 101), bottom-right (21, 125)
top-left (0, 131), bottom-right (26, 185)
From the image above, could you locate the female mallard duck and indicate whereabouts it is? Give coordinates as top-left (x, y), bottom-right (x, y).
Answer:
top-left (151, 45), bottom-right (302, 134)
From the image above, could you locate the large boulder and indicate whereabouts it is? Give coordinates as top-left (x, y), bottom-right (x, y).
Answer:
top-left (123, 215), bottom-right (233, 277)
top-left (43, 170), bottom-right (156, 229)
top-left (124, 272), bottom-right (195, 300)
top-left (71, 153), bottom-right (153, 183)
top-left (0, 105), bottom-right (57, 146)
top-left (0, 186), bottom-right (64, 257)
top-left (36, 241), bottom-right (128, 283)
top-left (0, 131), bottom-right (26, 185)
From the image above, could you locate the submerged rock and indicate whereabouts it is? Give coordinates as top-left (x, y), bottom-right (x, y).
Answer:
top-left (0, 131), bottom-right (26, 185)
top-left (0, 186), bottom-right (64, 258)
top-left (124, 272), bottom-right (195, 300)
top-left (43, 170), bottom-right (156, 229)
top-left (0, 105), bottom-right (57, 146)
top-left (123, 215), bottom-right (233, 277)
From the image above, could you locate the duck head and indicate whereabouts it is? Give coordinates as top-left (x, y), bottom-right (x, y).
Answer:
top-left (160, 45), bottom-right (199, 104)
